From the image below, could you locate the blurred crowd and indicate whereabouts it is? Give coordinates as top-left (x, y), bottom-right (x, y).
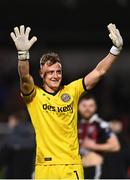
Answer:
top-left (0, 111), bottom-right (35, 178)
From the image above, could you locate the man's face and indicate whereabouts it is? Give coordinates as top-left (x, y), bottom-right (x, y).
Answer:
top-left (79, 98), bottom-right (97, 120)
top-left (8, 116), bottom-right (18, 129)
top-left (40, 62), bottom-right (62, 91)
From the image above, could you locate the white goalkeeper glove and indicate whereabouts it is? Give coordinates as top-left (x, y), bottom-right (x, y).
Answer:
top-left (10, 25), bottom-right (37, 60)
top-left (107, 23), bottom-right (123, 56)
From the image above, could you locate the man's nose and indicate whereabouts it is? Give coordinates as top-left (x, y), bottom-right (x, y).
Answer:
top-left (53, 72), bottom-right (58, 78)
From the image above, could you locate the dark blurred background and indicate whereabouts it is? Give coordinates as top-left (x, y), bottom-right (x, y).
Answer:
top-left (0, 0), bottom-right (130, 178)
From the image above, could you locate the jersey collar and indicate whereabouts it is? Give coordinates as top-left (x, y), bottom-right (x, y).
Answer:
top-left (89, 114), bottom-right (99, 123)
top-left (81, 114), bottom-right (99, 124)
top-left (42, 86), bottom-right (61, 96)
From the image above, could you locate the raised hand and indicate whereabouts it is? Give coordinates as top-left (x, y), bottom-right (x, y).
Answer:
top-left (108, 23), bottom-right (123, 50)
top-left (10, 25), bottom-right (37, 51)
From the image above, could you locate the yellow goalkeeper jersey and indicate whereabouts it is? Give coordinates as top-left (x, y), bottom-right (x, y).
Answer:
top-left (22, 78), bottom-right (85, 165)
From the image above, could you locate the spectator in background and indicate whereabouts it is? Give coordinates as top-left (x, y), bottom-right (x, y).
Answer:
top-left (102, 118), bottom-right (130, 179)
top-left (78, 95), bottom-right (120, 179)
top-left (0, 111), bottom-right (35, 179)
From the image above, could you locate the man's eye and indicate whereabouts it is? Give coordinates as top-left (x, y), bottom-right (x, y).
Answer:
top-left (57, 71), bottom-right (61, 74)
top-left (48, 71), bottom-right (53, 75)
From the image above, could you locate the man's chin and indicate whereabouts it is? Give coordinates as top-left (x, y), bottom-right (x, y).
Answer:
top-left (51, 84), bottom-right (60, 91)
top-left (83, 114), bottom-right (92, 120)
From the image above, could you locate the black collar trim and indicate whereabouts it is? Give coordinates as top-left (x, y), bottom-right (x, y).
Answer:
top-left (42, 86), bottom-right (61, 96)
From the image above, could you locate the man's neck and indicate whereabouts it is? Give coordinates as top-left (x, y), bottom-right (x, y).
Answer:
top-left (89, 114), bottom-right (98, 123)
top-left (43, 84), bottom-right (59, 94)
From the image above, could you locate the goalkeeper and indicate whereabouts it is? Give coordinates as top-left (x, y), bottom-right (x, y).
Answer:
top-left (10, 24), bottom-right (123, 179)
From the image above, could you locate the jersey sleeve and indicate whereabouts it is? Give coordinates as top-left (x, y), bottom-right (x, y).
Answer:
top-left (99, 120), bottom-right (114, 142)
top-left (21, 86), bottom-right (36, 104)
top-left (67, 78), bottom-right (86, 101)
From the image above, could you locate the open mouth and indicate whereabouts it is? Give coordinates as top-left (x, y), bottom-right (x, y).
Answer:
top-left (51, 80), bottom-right (59, 83)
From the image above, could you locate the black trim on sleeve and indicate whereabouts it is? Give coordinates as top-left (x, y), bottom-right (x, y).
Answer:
top-left (82, 77), bottom-right (87, 91)
top-left (21, 88), bottom-right (35, 96)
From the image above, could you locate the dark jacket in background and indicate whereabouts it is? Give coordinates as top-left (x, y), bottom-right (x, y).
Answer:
top-left (0, 123), bottom-right (35, 179)
top-left (102, 132), bottom-right (130, 179)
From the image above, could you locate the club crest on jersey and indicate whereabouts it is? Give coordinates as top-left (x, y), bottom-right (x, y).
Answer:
top-left (61, 93), bottom-right (71, 102)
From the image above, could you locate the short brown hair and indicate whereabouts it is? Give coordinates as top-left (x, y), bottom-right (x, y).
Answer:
top-left (40, 52), bottom-right (61, 67)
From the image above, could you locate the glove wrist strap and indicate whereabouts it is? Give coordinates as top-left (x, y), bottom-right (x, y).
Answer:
top-left (18, 50), bottom-right (30, 60)
top-left (110, 46), bottom-right (122, 56)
